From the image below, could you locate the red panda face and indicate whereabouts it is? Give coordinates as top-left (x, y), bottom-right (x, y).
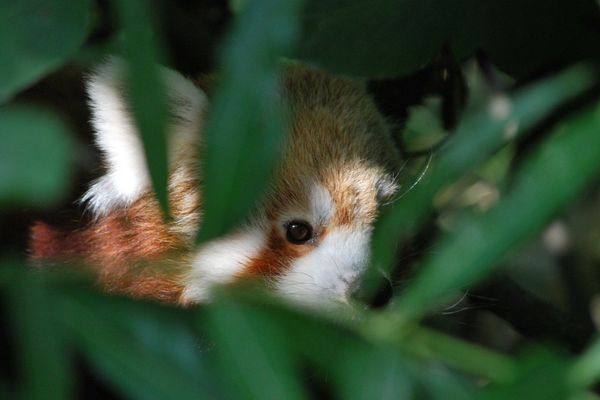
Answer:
top-left (30, 60), bottom-right (401, 308)
top-left (181, 66), bottom-right (400, 307)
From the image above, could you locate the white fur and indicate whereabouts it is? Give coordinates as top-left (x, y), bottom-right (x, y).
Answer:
top-left (310, 183), bottom-right (335, 224)
top-left (82, 59), bottom-right (206, 215)
top-left (181, 227), bottom-right (266, 303)
top-left (275, 228), bottom-right (371, 307)
top-left (377, 174), bottom-right (399, 203)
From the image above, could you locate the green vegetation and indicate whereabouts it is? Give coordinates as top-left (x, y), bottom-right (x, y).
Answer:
top-left (1, 0), bottom-right (600, 398)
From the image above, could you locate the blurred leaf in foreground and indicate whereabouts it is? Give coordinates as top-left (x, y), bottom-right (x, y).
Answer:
top-left (113, 0), bottom-right (170, 217)
top-left (569, 333), bottom-right (600, 390)
top-left (203, 299), bottom-right (307, 400)
top-left (5, 261), bottom-right (72, 400)
top-left (0, 0), bottom-right (91, 102)
top-left (403, 97), bottom-right (448, 153)
top-left (418, 364), bottom-right (476, 400)
top-left (297, 0), bottom-right (599, 79)
top-left (360, 64), bottom-right (597, 300)
top-left (197, 0), bottom-right (303, 242)
top-left (58, 291), bottom-right (218, 400)
top-left (0, 106), bottom-right (73, 208)
top-left (398, 100), bottom-right (600, 320)
top-left (333, 345), bottom-right (413, 400)
top-left (479, 349), bottom-right (569, 400)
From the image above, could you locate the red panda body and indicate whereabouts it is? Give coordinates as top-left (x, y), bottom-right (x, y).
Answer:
top-left (30, 60), bottom-right (401, 307)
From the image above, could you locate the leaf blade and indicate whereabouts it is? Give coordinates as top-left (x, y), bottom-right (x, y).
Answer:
top-left (197, 0), bottom-right (303, 242)
top-left (0, 0), bottom-right (91, 102)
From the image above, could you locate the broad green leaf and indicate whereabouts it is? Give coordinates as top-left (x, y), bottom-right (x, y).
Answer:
top-left (403, 97), bottom-right (447, 153)
top-left (333, 345), bottom-right (413, 400)
top-left (203, 299), bottom-right (307, 400)
top-left (197, 0), bottom-right (303, 242)
top-left (0, 0), bottom-right (91, 102)
top-left (58, 292), bottom-right (218, 400)
top-left (418, 364), bottom-right (476, 400)
top-left (298, 0), bottom-right (458, 78)
top-left (216, 290), bottom-right (514, 388)
top-left (397, 101), bottom-right (600, 320)
top-left (569, 334), bottom-right (600, 390)
top-left (362, 321), bottom-right (517, 384)
top-left (0, 106), bottom-right (73, 207)
top-left (229, 0), bottom-right (249, 13)
top-left (5, 261), bottom-right (72, 400)
top-left (479, 349), bottom-right (569, 400)
top-left (297, 0), bottom-right (600, 78)
top-left (359, 64), bottom-right (596, 300)
top-left (113, 0), bottom-right (170, 217)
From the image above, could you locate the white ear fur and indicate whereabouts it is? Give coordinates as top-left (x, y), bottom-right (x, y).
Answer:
top-left (376, 174), bottom-right (399, 204)
top-left (81, 58), bottom-right (207, 215)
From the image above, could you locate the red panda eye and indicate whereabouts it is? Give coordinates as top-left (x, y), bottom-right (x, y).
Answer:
top-left (285, 220), bottom-right (313, 244)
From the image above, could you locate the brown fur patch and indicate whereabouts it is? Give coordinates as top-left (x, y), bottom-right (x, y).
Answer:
top-left (30, 194), bottom-right (188, 303)
top-left (29, 64), bottom-right (402, 305)
top-left (240, 226), bottom-right (314, 277)
top-left (264, 66), bottom-right (399, 232)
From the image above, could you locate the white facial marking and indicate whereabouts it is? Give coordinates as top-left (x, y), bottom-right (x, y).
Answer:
top-left (310, 183), bottom-right (335, 224)
top-left (82, 58), bottom-right (206, 215)
top-left (275, 228), bottom-right (371, 308)
top-left (181, 227), bottom-right (266, 303)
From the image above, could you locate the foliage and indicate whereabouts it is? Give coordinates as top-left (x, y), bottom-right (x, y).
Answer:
top-left (1, 0), bottom-right (600, 399)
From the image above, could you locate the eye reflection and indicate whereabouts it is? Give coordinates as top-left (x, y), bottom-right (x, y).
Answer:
top-left (285, 220), bottom-right (313, 244)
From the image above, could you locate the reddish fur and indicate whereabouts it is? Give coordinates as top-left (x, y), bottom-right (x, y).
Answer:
top-left (30, 195), bottom-right (187, 303)
top-left (241, 228), bottom-right (296, 277)
top-left (30, 222), bottom-right (86, 261)
top-left (29, 64), bottom-right (401, 304)
top-left (240, 226), bottom-right (321, 278)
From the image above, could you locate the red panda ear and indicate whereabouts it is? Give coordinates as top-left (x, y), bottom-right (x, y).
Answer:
top-left (82, 58), bottom-right (208, 216)
top-left (376, 174), bottom-right (399, 204)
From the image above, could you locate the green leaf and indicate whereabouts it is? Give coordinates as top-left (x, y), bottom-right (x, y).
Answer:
top-left (418, 364), bottom-right (477, 400)
top-left (113, 0), bottom-right (170, 217)
top-left (479, 349), bottom-right (569, 400)
top-left (203, 299), bottom-right (307, 400)
top-left (0, 106), bottom-right (73, 208)
top-left (403, 97), bottom-right (448, 153)
top-left (58, 292), bottom-right (218, 400)
top-left (359, 64), bottom-right (596, 300)
top-left (568, 334), bottom-right (600, 390)
top-left (397, 101), bottom-right (600, 320)
top-left (333, 345), bottom-right (413, 400)
top-left (197, 0), bottom-right (303, 243)
top-left (362, 321), bottom-right (517, 384)
top-left (298, 0), bottom-right (456, 78)
top-left (0, 0), bottom-right (91, 102)
top-left (5, 261), bottom-right (73, 400)
top-left (297, 0), bottom-right (600, 78)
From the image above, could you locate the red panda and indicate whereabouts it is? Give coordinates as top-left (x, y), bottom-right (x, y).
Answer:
top-left (29, 59), bottom-right (402, 308)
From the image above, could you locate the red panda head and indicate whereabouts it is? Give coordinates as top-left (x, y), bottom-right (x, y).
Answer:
top-left (30, 60), bottom-right (401, 308)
